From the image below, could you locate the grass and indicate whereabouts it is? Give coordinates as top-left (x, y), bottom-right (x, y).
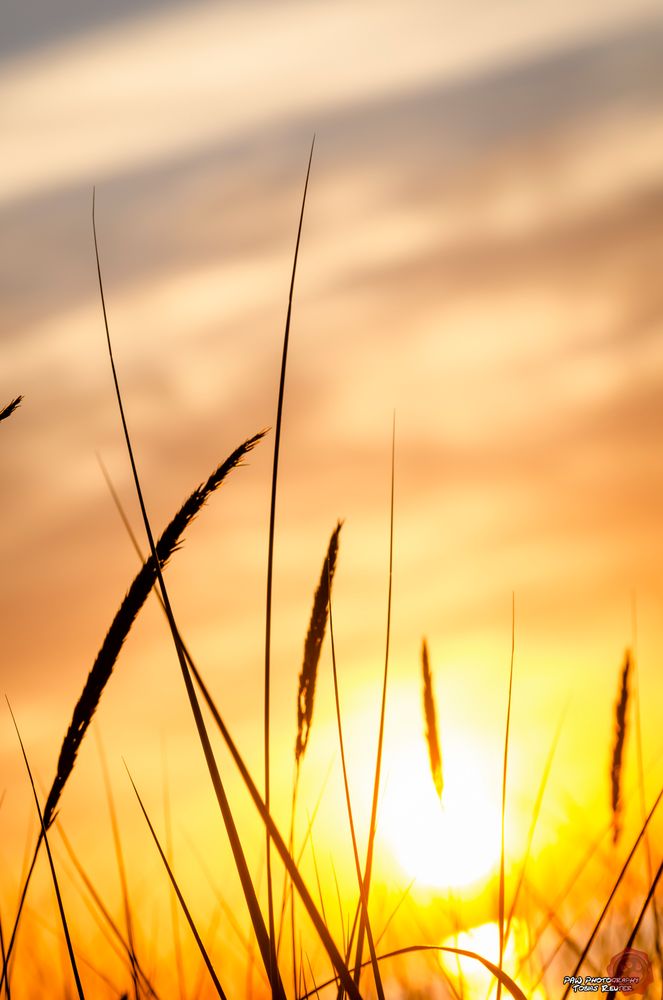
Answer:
top-left (421, 639), bottom-right (443, 801)
top-left (610, 650), bottom-right (631, 847)
top-left (0, 397), bottom-right (23, 423)
top-left (2, 165), bottom-right (663, 1000)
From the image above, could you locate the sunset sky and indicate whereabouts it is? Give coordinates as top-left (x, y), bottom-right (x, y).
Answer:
top-left (2, 2), bottom-right (663, 995)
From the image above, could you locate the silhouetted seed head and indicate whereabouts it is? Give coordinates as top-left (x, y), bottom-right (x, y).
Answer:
top-left (295, 522), bottom-right (343, 765)
top-left (0, 396), bottom-right (23, 423)
top-left (421, 638), bottom-right (443, 800)
top-left (610, 648), bottom-right (631, 845)
top-left (42, 432), bottom-right (265, 829)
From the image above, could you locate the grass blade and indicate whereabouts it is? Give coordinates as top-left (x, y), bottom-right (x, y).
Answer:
top-left (92, 190), bottom-right (286, 999)
top-left (0, 907), bottom-right (10, 1000)
top-left (189, 654), bottom-right (363, 999)
top-left (375, 880), bottom-right (416, 949)
top-left (504, 708), bottom-right (564, 947)
top-left (56, 813), bottom-right (160, 998)
top-left (162, 754), bottom-right (187, 1000)
top-left (496, 594), bottom-right (516, 1000)
top-left (306, 944), bottom-right (528, 1000)
top-left (126, 766), bottom-right (228, 1000)
top-left (95, 734), bottom-right (139, 1000)
top-left (264, 136), bottom-right (315, 993)
top-left (561, 782), bottom-right (663, 999)
top-left (624, 857), bottom-right (663, 952)
top-left (328, 560), bottom-right (384, 998)
top-left (353, 414), bottom-right (395, 987)
top-left (6, 701), bottom-right (85, 1000)
top-left (99, 456), bottom-right (357, 995)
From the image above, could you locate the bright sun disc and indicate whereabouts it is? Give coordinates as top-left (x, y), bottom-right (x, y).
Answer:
top-left (381, 738), bottom-right (501, 890)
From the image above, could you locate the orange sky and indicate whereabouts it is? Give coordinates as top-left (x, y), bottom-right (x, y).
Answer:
top-left (2, 2), bottom-right (663, 996)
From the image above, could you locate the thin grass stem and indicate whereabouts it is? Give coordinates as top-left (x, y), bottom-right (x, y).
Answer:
top-left (92, 190), bottom-right (286, 999)
top-left (353, 415), bottom-right (395, 988)
top-left (264, 137), bottom-right (315, 994)
top-left (126, 766), bottom-right (228, 1000)
top-left (6, 702), bottom-right (85, 1000)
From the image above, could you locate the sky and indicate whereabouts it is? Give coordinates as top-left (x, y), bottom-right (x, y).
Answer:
top-left (2, 1), bottom-right (663, 996)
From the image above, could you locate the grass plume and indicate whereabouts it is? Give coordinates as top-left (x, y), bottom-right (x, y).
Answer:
top-left (188, 649), bottom-right (363, 999)
top-left (421, 638), bottom-right (443, 800)
top-left (295, 521), bottom-right (342, 764)
top-left (0, 397), bottom-right (22, 423)
top-left (43, 432), bottom-right (264, 831)
top-left (0, 437), bottom-right (263, 992)
top-left (283, 520), bottom-right (342, 993)
top-left (611, 649), bottom-right (631, 845)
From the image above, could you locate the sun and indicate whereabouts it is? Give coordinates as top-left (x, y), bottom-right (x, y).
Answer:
top-left (380, 736), bottom-right (502, 891)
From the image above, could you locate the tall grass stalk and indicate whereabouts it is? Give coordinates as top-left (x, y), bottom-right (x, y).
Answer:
top-left (191, 907), bottom-right (224, 1000)
top-left (0, 910), bottom-right (9, 1000)
top-left (6, 702), bottom-right (86, 1000)
top-left (264, 138), bottom-right (315, 995)
top-left (99, 460), bottom-right (361, 997)
top-left (486, 707), bottom-right (567, 1000)
top-left (162, 755), bottom-right (187, 1000)
top-left (353, 415), bottom-right (395, 988)
top-left (516, 819), bottom-right (610, 976)
top-left (95, 734), bottom-right (140, 1000)
top-left (92, 191), bottom-right (287, 1000)
top-left (186, 837), bottom-right (257, 971)
top-left (0, 432), bottom-right (264, 994)
top-left (624, 857), bottom-right (663, 952)
top-left (496, 595), bottom-right (515, 1000)
top-left (274, 763), bottom-right (333, 962)
top-left (306, 944), bottom-right (529, 1000)
top-left (504, 707), bottom-right (565, 950)
top-left (59, 840), bottom-right (146, 992)
top-left (328, 563), bottom-right (385, 999)
top-left (125, 767), bottom-right (228, 1000)
top-left (561, 782), bottom-right (663, 999)
top-left (188, 651), bottom-right (363, 999)
top-left (56, 787), bottom-right (160, 997)
top-left (630, 600), bottom-right (663, 994)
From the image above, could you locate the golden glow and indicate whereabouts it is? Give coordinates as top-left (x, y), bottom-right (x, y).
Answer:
top-left (4, 1), bottom-right (663, 996)
top-left (381, 738), bottom-right (502, 890)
